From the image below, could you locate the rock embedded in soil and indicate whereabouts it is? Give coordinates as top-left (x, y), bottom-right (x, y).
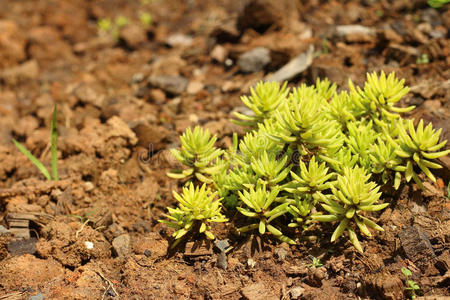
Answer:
top-left (216, 251), bottom-right (227, 270)
top-left (7, 237), bottom-right (37, 256)
top-left (148, 75), bottom-right (189, 95)
top-left (399, 226), bottom-right (436, 269)
top-left (238, 47), bottom-right (271, 73)
top-left (112, 234), bottom-right (131, 258)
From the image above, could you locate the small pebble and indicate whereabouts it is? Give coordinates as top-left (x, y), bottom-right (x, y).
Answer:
top-left (247, 258), bottom-right (256, 268)
top-left (214, 239), bottom-right (230, 252)
top-left (84, 241), bottom-right (94, 250)
top-left (144, 249), bottom-right (152, 257)
top-left (29, 292), bottom-right (45, 300)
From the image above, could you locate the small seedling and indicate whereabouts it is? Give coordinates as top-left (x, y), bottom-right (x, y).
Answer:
top-left (13, 105), bottom-right (59, 181)
top-left (416, 54), bottom-right (429, 65)
top-left (401, 267), bottom-right (421, 299)
top-left (307, 257), bottom-right (323, 268)
top-left (139, 12), bottom-right (153, 27)
top-left (97, 16), bottom-right (129, 41)
top-left (322, 37), bottom-right (328, 54)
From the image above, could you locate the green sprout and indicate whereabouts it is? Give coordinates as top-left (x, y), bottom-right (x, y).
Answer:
top-left (13, 105), bottom-right (59, 181)
top-left (97, 16), bottom-right (128, 41)
top-left (168, 126), bottom-right (224, 183)
top-left (159, 183), bottom-right (227, 247)
top-left (401, 267), bottom-right (421, 299)
top-left (427, 0), bottom-right (450, 8)
top-left (416, 54), bottom-right (429, 65)
top-left (237, 184), bottom-right (295, 244)
top-left (307, 257), bottom-right (323, 268)
top-left (97, 18), bottom-right (112, 32)
top-left (312, 167), bottom-right (386, 253)
top-left (139, 12), bottom-right (153, 27)
top-left (115, 16), bottom-right (128, 28)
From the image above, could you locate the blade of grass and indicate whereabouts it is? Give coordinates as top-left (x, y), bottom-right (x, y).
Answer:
top-left (50, 105), bottom-right (59, 180)
top-left (12, 139), bottom-right (52, 180)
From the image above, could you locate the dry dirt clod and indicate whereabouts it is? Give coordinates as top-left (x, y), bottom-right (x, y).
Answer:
top-left (119, 24), bottom-right (147, 49)
top-left (289, 286), bottom-right (305, 299)
top-left (241, 282), bottom-right (278, 300)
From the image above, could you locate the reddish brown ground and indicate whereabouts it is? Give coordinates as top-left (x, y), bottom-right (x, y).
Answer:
top-left (0, 0), bottom-right (449, 299)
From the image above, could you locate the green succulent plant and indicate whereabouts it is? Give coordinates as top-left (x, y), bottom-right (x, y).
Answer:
top-left (270, 86), bottom-right (344, 163)
top-left (233, 81), bottom-right (289, 128)
top-left (328, 91), bottom-right (356, 128)
top-left (159, 183), bottom-right (227, 246)
top-left (162, 71), bottom-right (449, 253)
top-left (237, 184), bottom-right (295, 244)
top-left (168, 126), bottom-right (224, 183)
top-left (349, 71), bottom-right (413, 121)
top-left (345, 121), bottom-right (378, 170)
top-left (312, 166), bottom-right (386, 253)
top-left (389, 119), bottom-right (450, 189)
top-left (287, 194), bottom-right (313, 229)
top-left (285, 156), bottom-right (334, 203)
top-left (369, 137), bottom-right (405, 189)
top-left (250, 152), bottom-right (291, 187)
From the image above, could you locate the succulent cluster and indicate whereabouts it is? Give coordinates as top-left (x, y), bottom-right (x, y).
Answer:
top-left (161, 71), bottom-right (449, 252)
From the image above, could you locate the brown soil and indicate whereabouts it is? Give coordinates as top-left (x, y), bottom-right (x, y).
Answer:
top-left (0, 0), bottom-right (449, 299)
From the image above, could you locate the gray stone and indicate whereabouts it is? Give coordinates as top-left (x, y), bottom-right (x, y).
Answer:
top-left (214, 239), bottom-right (230, 252)
top-left (148, 75), bottom-right (189, 95)
top-left (274, 247), bottom-right (288, 261)
top-left (0, 225), bottom-right (9, 234)
top-left (29, 292), bottom-right (45, 300)
top-left (112, 234), bottom-right (131, 258)
top-left (238, 47), bottom-right (271, 73)
top-left (7, 238), bottom-right (37, 256)
top-left (265, 45), bottom-right (314, 82)
top-left (216, 251), bottom-right (227, 270)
